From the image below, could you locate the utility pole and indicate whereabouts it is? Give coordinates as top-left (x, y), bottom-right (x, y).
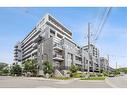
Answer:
top-left (107, 55), bottom-right (109, 76)
top-left (87, 23), bottom-right (91, 77)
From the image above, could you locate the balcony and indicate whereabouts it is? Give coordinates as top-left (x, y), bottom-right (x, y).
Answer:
top-left (14, 55), bottom-right (18, 57)
top-left (14, 52), bottom-right (18, 54)
top-left (14, 48), bottom-right (17, 51)
top-left (14, 45), bottom-right (18, 48)
top-left (75, 60), bottom-right (82, 65)
top-left (53, 54), bottom-right (64, 61)
top-left (53, 44), bottom-right (63, 51)
top-left (32, 43), bottom-right (38, 49)
top-left (14, 48), bottom-right (21, 52)
top-left (33, 35), bottom-right (45, 43)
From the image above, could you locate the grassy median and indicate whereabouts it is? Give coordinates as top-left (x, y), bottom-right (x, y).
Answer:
top-left (51, 77), bottom-right (71, 80)
top-left (80, 77), bottom-right (105, 80)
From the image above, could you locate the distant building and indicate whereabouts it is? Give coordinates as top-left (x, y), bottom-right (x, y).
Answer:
top-left (108, 66), bottom-right (115, 72)
top-left (100, 57), bottom-right (108, 72)
top-left (14, 42), bottom-right (22, 64)
top-left (81, 44), bottom-right (100, 72)
top-left (100, 57), bottom-right (115, 72)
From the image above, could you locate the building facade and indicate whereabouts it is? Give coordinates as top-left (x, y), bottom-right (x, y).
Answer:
top-left (14, 14), bottom-right (100, 75)
top-left (100, 57), bottom-right (109, 72)
top-left (81, 44), bottom-right (100, 72)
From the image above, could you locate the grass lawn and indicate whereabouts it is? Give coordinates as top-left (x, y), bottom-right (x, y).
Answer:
top-left (80, 77), bottom-right (106, 80)
top-left (51, 77), bottom-right (71, 80)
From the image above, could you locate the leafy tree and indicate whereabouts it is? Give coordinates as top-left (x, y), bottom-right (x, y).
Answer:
top-left (43, 61), bottom-right (54, 75)
top-left (114, 69), bottom-right (120, 75)
top-left (23, 59), bottom-right (38, 76)
top-left (69, 64), bottom-right (78, 77)
top-left (0, 63), bottom-right (9, 75)
top-left (118, 67), bottom-right (127, 74)
top-left (70, 64), bottom-right (78, 73)
top-left (0, 63), bottom-right (8, 70)
top-left (10, 64), bottom-right (22, 76)
top-left (2, 68), bottom-right (9, 74)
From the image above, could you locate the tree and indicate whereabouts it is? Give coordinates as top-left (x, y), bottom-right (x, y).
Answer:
top-left (69, 64), bottom-right (78, 77)
top-left (70, 64), bottom-right (78, 73)
top-left (0, 63), bottom-right (9, 76)
top-left (10, 64), bottom-right (22, 76)
top-left (43, 61), bottom-right (54, 75)
top-left (2, 68), bottom-right (9, 75)
top-left (0, 62), bottom-right (8, 70)
top-left (118, 67), bottom-right (127, 74)
top-left (23, 59), bottom-right (38, 76)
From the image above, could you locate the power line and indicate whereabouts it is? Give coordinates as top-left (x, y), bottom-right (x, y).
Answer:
top-left (93, 8), bottom-right (107, 38)
top-left (84, 8), bottom-right (105, 44)
top-left (94, 7), bottom-right (112, 41)
top-left (90, 8), bottom-right (107, 45)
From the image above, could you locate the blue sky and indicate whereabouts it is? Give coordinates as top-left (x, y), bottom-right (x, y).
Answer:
top-left (0, 7), bottom-right (127, 68)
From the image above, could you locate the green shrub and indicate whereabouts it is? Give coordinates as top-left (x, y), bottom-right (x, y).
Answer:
top-left (90, 73), bottom-right (96, 77)
top-left (10, 64), bottom-right (22, 76)
top-left (69, 64), bottom-right (78, 74)
top-left (103, 71), bottom-right (108, 76)
top-left (96, 73), bottom-right (103, 77)
top-left (23, 59), bottom-right (38, 76)
top-left (73, 73), bottom-right (82, 78)
top-left (43, 61), bottom-right (54, 75)
top-left (0, 71), bottom-right (2, 75)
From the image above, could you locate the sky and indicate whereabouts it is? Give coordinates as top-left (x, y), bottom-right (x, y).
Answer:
top-left (0, 7), bottom-right (127, 68)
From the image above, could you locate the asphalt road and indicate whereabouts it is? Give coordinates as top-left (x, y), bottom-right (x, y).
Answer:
top-left (105, 75), bottom-right (127, 88)
top-left (0, 76), bottom-right (111, 88)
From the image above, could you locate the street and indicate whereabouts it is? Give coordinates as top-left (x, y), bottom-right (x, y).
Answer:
top-left (1, 75), bottom-right (127, 88)
top-left (0, 76), bottom-right (111, 88)
top-left (105, 75), bottom-right (127, 88)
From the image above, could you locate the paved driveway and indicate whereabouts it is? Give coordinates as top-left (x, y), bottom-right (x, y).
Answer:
top-left (0, 76), bottom-right (111, 88)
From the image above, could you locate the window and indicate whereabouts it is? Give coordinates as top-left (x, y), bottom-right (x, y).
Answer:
top-left (50, 29), bottom-right (55, 35)
top-left (57, 33), bottom-right (63, 39)
top-left (86, 60), bottom-right (88, 64)
top-left (75, 56), bottom-right (82, 61)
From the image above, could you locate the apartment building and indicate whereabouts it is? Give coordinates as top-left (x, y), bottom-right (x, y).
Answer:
top-left (81, 44), bottom-right (100, 72)
top-left (100, 57), bottom-right (109, 71)
top-left (100, 57), bottom-right (115, 72)
top-left (14, 13), bottom-right (100, 75)
top-left (14, 42), bottom-right (22, 64)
